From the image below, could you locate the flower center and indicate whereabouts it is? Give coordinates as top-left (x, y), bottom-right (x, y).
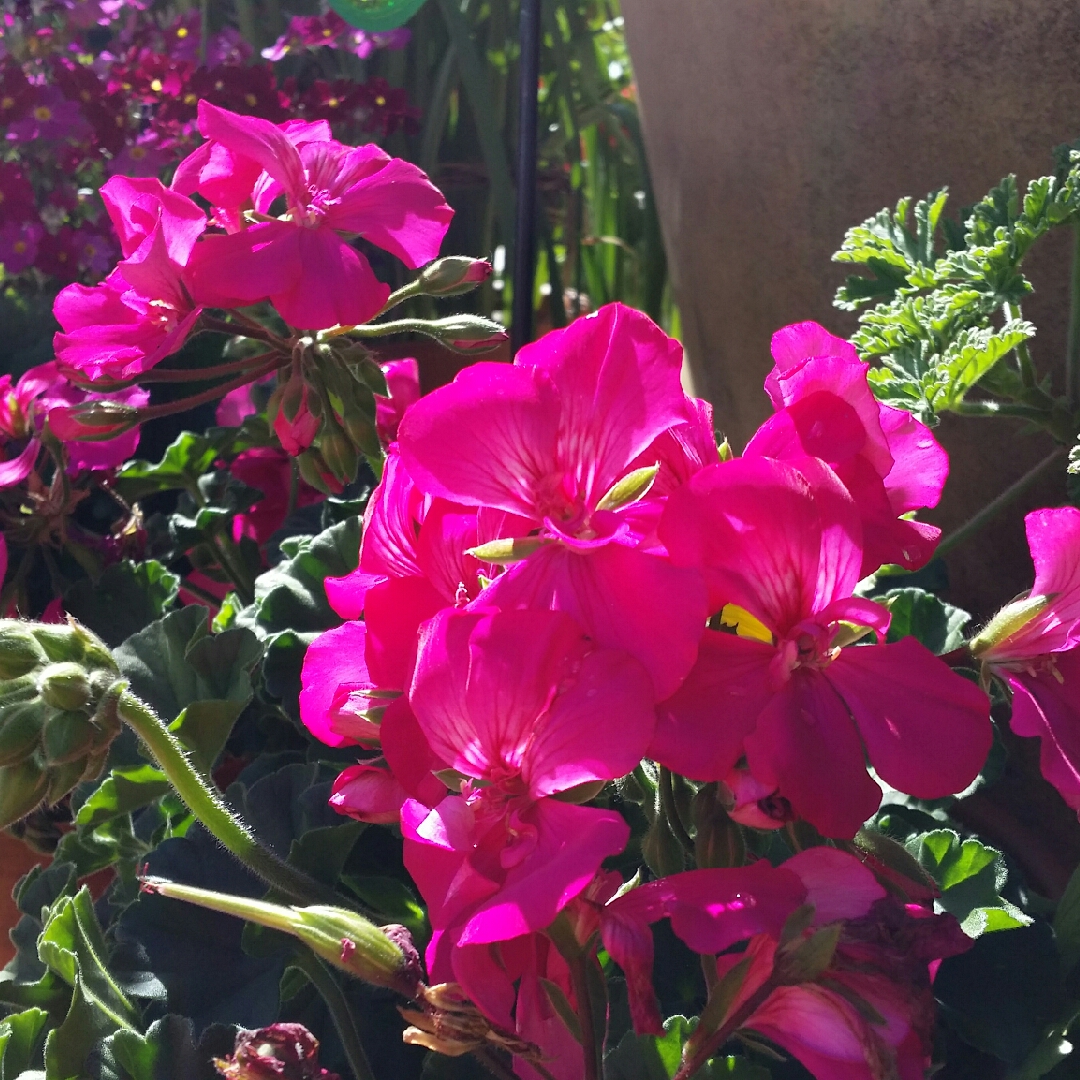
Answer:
top-left (33, 105), bottom-right (52, 122)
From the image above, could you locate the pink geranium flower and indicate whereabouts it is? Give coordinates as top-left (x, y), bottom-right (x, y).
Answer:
top-left (176, 100), bottom-right (453, 330)
top-left (975, 507), bottom-right (1080, 811)
top-left (653, 455), bottom-right (991, 837)
top-left (401, 607), bottom-right (654, 977)
top-left (744, 321), bottom-right (948, 575)
top-left (0, 361), bottom-right (146, 486)
top-left (398, 303), bottom-right (710, 698)
top-left (602, 847), bottom-right (970, 1080)
top-left (375, 358), bottom-right (420, 448)
top-left (53, 176), bottom-right (205, 381)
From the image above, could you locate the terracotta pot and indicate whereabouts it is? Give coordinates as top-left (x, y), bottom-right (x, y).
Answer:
top-left (0, 833), bottom-right (47, 967)
top-left (622, 0), bottom-right (1080, 618)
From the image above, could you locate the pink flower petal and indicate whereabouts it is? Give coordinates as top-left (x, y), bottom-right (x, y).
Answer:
top-left (184, 220), bottom-right (302, 308)
top-left (827, 638), bottom-right (991, 800)
top-left (478, 542), bottom-right (707, 699)
top-left (299, 621), bottom-right (372, 747)
top-left (877, 404), bottom-right (948, 514)
top-left (329, 762), bottom-right (408, 823)
top-left (270, 226), bottom-right (389, 330)
top-left (1008, 652), bottom-right (1080, 811)
top-left (649, 630), bottom-right (775, 781)
top-left (0, 440), bottom-right (38, 488)
top-left (783, 847), bottom-right (886, 924)
top-left (100, 175), bottom-right (206, 264)
top-left (461, 799), bottom-right (630, 945)
top-left (745, 669), bottom-right (883, 839)
top-left (382, 698), bottom-right (448, 805)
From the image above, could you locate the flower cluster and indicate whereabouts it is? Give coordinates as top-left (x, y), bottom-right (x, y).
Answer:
top-left (0, 3), bottom-right (417, 287)
top-left (300, 307), bottom-right (994, 1077)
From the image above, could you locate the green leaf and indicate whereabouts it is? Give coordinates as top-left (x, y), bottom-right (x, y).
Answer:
top-left (0, 1007), bottom-right (48, 1080)
top-left (242, 517), bottom-right (360, 636)
top-left (113, 431), bottom-right (224, 502)
top-left (906, 829), bottom-right (1031, 935)
top-left (99, 1016), bottom-right (200, 1080)
top-left (114, 606), bottom-right (262, 759)
top-left (604, 1015), bottom-right (768, 1080)
top-left (1053, 862), bottom-right (1080, 975)
top-left (935, 319), bottom-right (1036, 407)
top-left (64, 561), bottom-right (179, 649)
top-left (37, 887), bottom-right (140, 1080)
top-left (328, 0), bottom-right (430, 31)
top-left (74, 764), bottom-right (170, 831)
top-left (882, 588), bottom-right (970, 654)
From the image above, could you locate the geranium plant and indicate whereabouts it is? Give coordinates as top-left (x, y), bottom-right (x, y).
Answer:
top-left (3, 10), bottom-right (1080, 1080)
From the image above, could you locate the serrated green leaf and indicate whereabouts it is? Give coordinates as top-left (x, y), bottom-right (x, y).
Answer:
top-left (99, 1016), bottom-right (200, 1080)
top-left (0, 1007), bottom-right (48, 1080)
top-left (63, 561), bottom-right (179, 649)
top-left (906, 829), bottom-right (1031, 935)
top-left (882, 588), bottom-right (970, 654)
top-left (74, 765), bottom-right (169, 830)
top-left (113, 432), bottom-right (225, 502)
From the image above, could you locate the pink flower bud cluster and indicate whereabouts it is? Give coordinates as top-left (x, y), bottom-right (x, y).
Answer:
top-left (299, 306), bottom-right (995, 1078)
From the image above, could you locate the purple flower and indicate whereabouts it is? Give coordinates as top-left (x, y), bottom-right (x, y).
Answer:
top-left (0, 220), bottom-right (42, 273)
top-left (6, 87), bottom-right (90, 143)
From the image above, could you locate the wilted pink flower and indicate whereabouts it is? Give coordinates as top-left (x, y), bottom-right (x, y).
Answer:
top-left (214, 1022), bottom-right (340, 1080)
top-left (53, 175), bottom-right (205, 381)
top-left (375, 358), bottom-right (420, 447)
top-left (653, 455), bottom-right (991, 837)
top-left (0, 220), bottom-right (42, 274)
top-left (744, 321), bottom-right (948, 575)
top-left (602, 847), bottom-right (970, 1080)
top-left (176, 100), bottom-right (453, 329)
top-left (398, 302), bottom-right (710, 697)
top-left (976, 507), bottom-right (1080, 811)
top-left (402, 607), bottom-right (653, 963)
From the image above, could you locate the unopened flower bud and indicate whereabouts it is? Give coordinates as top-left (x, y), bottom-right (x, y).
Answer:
top-left (596, 463), bottom-right (659, 512)
top-left (0, 702), bottom-right (44, 767)
top-left (466, 535), bottom-right (549, 565)
top-left (270, 375), bottom-right (320, 456)
top-left (38, 662), bottom-right (93, 711)
top-left (41, 710), bottom-right (98, 765)
top-left (691, 783), bottom-right (746, 869)
top-left (970, 593), bottom-right (1054, 657)
top-left (318, 430), bottom-right (359, 486)
top-left (47, 401), bottom-right (140, 442)
top-left (424, 314), bottom-right (508, 354)
top-left (0, 625), bottom-right (48, 679)
top-left (0, 755), bottom-right (49, 830)
top-left (137, 878), bottom-right (422, 998)
top-left (417, 256), bottom-right (493, 297)
top-left (340, 406), bottom-right (381, 458)
top-left (296, 448), bottom-right (344, 496)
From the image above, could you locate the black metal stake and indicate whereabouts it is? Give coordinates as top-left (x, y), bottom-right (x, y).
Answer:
top-left (511, 0), bottom-right (542, 356)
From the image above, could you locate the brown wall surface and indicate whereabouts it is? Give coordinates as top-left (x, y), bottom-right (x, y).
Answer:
top-left (623, 0), bottom-right (1080, 617)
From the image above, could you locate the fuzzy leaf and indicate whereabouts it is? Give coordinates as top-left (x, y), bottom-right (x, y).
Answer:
top-left (64, 561), bottom-right (179, 649)
top-left (882, 588), bottom-right (971, 654)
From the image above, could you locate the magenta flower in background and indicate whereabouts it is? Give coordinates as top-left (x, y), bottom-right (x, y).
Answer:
top-left (744, 321), bottom-right (948, 575)
top-left (0, 219), bottom-right (42, 273)
top-left (977, 507), bottom-right (1080, 811)
top-left (653, 455), bottom-right (991, 837)
top-left (106, 132), bottom-right (173, 178)
top-left (53, 175), bottom-right (205, 381)
top-left (0, 162), bottom-right (35, 224)
top-left (72, 227), bottom-right (118, 275)
top-left (177, 100), bottom-right (453, 329)
top-left (401, 607), bottom-right (654, 984)
top-left (399, 302), bottom-right (710, 697)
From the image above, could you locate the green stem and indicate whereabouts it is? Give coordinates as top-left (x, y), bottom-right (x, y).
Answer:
top-left (935, 448), bottom-right (1066, 558)
top-left (1003, 302), bottom-right (1037, 388)
top-left (674, 980), bottom-right (778, 1080)
top-left (567, 952), bottom-right (601, 1080)
top-left (116, 689), bottom-right (330, 906)
top-left (201, 312), bottom-right (292, 353)
top-left (134, 351), bottom-right (280, 384)
top-left (659, 766), bottom-right (694, 854)
top-left (1067, 223), bottom-right (1080, 410)
top-left (207, 534), bottom-right (255, 607)
top-left (294, 950), bottom-right (377, 1080)
top-left (133, 360), bottom-right (280, 423)
top-left (180, 576), bottom-right (230, 608)
top-left (951, 400), bottom-right (1052, 421)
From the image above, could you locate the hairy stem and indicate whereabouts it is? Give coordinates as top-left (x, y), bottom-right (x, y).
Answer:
top-left (935, 447), bottom-right (1065, 558)
top-left (116, 689), bottom-right (332, 906)
top-left (567, 952), bottom-right (601, 1080)
top-left (202, 312), bottom-right (291, 352)
top-left (674, 980), bottom-right (777, 1080)
top-left (294, 951), bottom-right (377, 1080)
top-left (133, 360), bottom-right (280, 423)
top-left (206, 534), bottom-right (255, 607)
top-left (951, 400), bottom-right (1053, 421)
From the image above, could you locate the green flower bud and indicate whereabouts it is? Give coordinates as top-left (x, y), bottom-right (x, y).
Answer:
top-left (0, 756), bottom-right (49, 830)
top-left (296, 448), bottom-right (340, 496)
top-left (417, 256), bottom-right (492, 297)
top-left (0, 624), bottom-right (48, 679)
top-left (319, 430), bottom-right (359, 486)
top-left (0, 702), bottom-right (43, 767)
top-left (44, 757), bottom-right (90, 806)
top-left (38, 663), bottom-right (93, 711)
top-left (0, 673), bottom-right (43, 707)
top-left (42, 710), bottom-right (98, 765)
top-left (340, 406), bottom-right (381, 458)
top-left (422, 314), bottom-right (508, 354)
top-left (691, 783), bottom-right (746, 870)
